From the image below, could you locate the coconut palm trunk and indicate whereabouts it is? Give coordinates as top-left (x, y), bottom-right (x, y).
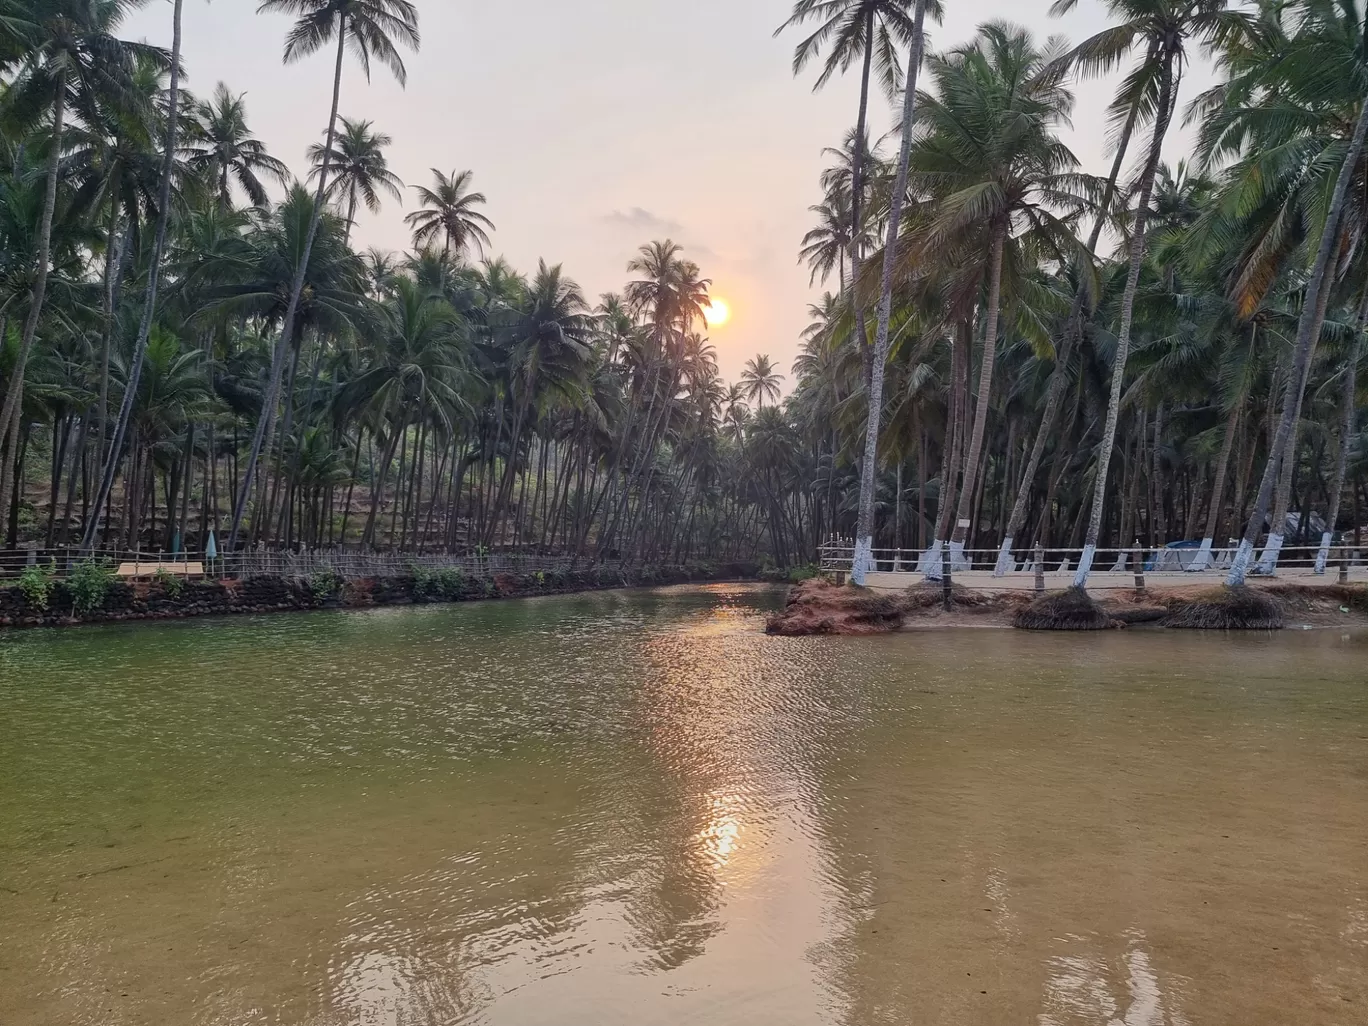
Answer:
top-left (993, 100), bottom-right (1140, 575)
top-left (937, 219), bottom-right (1007, 575)
top-left (1314, 287), bottom-right (1367, 573)
top-left (1189, 400), bottom-right (1242, 571)
top-left (1073, 50), bottom-right (1175, 587)
top-left (0, 66), bottom-right (67, 525)
top-left (227, 12), bottom-right (348, 550)
top-left (1228, 98), bottom-right (1368, 585)
top-left (849, 9), bottom-right (874, 392)
top-left (850, 0), bottom-right (928, 585)
top-left (1254, 274), bottom-right (1336, 573)
top-left (81, 0), bottom-right (186, 551)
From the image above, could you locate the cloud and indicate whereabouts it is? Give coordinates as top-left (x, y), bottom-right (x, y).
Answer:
top-left (600, 206), bottom-right (684, 235)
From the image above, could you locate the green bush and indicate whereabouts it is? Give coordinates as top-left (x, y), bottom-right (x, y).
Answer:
top-left (409, 563), bottom-right (434, 598)
top-left (787, 564), bottom-right (820, 583)
top-left (18, 560), bottom-right (56, 611)
top-left (435, 568), bottom-right (465, 598)
top-left (153, 567), bottom-right (184, 599)
top-left (68, 559), bottom-right (116, 615)
top-left (310, 570), bottom-right (343, 600)
top-left (410, 564), bottom-right (465, 600)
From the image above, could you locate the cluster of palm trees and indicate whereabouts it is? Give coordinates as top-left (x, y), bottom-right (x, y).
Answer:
top-left (778, 0), bottom-right (1368, 586)
top-left (8, 0), bottom-right (1368, 579)
top-left (0, 0), bottom-right (819, 563)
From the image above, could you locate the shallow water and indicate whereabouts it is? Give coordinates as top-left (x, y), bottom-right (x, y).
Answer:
top-left (2, 584), bottom-right (1366, 1025)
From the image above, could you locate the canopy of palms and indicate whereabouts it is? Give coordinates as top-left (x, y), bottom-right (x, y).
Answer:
top-left (0, 0), bottom-right (1363, 595)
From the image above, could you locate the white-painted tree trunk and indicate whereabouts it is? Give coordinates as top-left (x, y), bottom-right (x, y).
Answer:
top-left (993, 536), bottom-right (1014, 576)
top-left (851, 536), bottom-right (874, 586)
top-left (1255, 532), bottom-right (1284, 575)
top-left (949, 539), bottom-right (967, 571)
top-left (848, 0), bottom-right (928, 589)
top-left (1227, 538), bottom-right (1256, 585)
top-left (1187, 536), bottom-right (1213, 572)
top-left (920, 538), bottom-right (943, 577)
top-left (1071, 544), bottom-right (1096, 587)
top-left (1313, 531), bottom-right (1333, 574)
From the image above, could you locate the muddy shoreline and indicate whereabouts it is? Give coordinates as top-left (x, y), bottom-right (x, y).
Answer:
top-left (766, 577), bottom-right (1368, 634)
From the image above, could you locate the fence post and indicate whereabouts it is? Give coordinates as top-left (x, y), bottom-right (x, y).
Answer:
top-left (1132, 540), bottom-right (1145, 594)
top-left (1034, 545), bottom-right (1045, 597)
top-left (1339, 548), bottom-right (1350, 585)
top-left (941, 545), bottom-right (953, 611)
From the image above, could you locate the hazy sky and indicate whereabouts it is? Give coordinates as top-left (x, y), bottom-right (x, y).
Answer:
top-left (124, 0), bottom-right (1209, 385)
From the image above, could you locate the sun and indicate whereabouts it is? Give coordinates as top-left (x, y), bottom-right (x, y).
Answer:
top-left (703, 298), bottom-right (731, 328)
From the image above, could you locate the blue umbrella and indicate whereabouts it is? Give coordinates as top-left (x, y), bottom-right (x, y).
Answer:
top-left (205, 530), bottom-right (218, 562)
top-left (171, 530), bottom-right (182, 556)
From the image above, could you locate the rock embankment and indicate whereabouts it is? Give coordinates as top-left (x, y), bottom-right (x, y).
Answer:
top-left (0, 562), bottom-right (760, 629)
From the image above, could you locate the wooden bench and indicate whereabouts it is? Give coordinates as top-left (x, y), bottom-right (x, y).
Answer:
top-left (115, 560), bottom-right (205, 580)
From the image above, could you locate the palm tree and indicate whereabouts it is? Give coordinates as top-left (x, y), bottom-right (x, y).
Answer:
top-left (484, 260), bottom-right (592, 544)
top-left (184, 82), bottom-right (289, 208)
top-left (1225, 0), bottom-right (1368, 582)
top-left (741, 354), bottom-right (784, 410)
top-left (724, 385), bottom-right (750, 444)
top-left (991, 66), bottom-right (1146, 576)
top-left (62, 51), bottom-right (169, 484)
top-left (799, 191), bottom-right (855, 290)
top-left (111, 327), bottom-right (211, 548)
top-left (851, 0), bottom-right (930, 583)
top-left (1055, 0), bottom-right (1248, 587)
top-left (228, 0), bottom-right (420, 549)
top-left (906, 23), bottom-right (1085, 577)
top-left (340, 275), bottom-right (469, 545)
top-left (0, 0), bottom-right (159, 525)
top-left (79, 0), bottom-right (189, 551)
top-left (777, 0), bottom-right (926, 400)
top-left (403, 168), bottom-right (494, 258)
top-left (307, 115), bottom-right (401, 243)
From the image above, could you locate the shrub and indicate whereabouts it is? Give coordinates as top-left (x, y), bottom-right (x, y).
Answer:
top-left (410, 564), bottom-right (465, 600)
top-left (18, 560), bottom-right (56, 612)
top-left (68, 559), bottom-right (116, 615)
top-left (787, 564), bottom-right (820, 583)
top-left (426, 567), bottom-right (464, 599)
top-left (310, 569), bottom-right (344, 600)
top-left (409, 563), bottom-right (435, 598)
top-left (153, 567), bottom-right (184, 599)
